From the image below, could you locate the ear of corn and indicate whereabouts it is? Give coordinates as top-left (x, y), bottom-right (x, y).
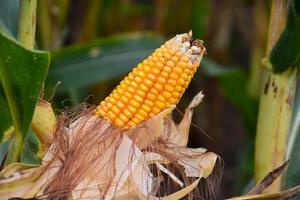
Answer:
top-left (95, 32), bottom-right (206, 129)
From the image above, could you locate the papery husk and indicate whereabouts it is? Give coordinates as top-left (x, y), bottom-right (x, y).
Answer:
top-left (31, 99), bottom-right (56, 157)
top-left (0, 92), bottom-right (220, 200)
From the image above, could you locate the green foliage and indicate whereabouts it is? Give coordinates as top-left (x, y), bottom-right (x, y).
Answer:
top-left (0, 31), bottom-right (50, 163)
top-left (201, 58), bottom-right (258, 135)
top-left (20, 128), bottom-right (42, 165)
top-left (270, 0), bottom-right (300, 73)
top-left (0, 0), bottom-right (19, 37)
top-left (0, 32), bottom-right (50, 138)
top-left (0, 87), bottom-right (13, 140)
top-left (47, 33), bottom-right (164, 93)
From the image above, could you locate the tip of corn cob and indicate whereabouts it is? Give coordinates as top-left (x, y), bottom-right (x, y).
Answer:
top-left (96, 31), bottom-right (206, 129)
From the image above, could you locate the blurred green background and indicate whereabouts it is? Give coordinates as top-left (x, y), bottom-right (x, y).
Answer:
top-left (2, 0), bottom-right (300, 199)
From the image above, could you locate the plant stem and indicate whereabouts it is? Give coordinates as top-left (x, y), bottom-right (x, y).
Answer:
top-left (255, 0), bottom-right (297, 192)
top-left (248, 1), bottom-right (267, 98)
top-left (17, 0), bottom-right (37, 49)
top-left (8, 0), bottom-right (37, 164)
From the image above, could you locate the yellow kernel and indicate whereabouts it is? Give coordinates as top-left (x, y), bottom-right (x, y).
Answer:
top-left (116, 89), bottom-right (123, 95)
top-left (167, 60), bottom-right (175, 67)
top-left (138, 109), bottom-right (148, 118)
top-left (177, 78), bottom-right (185, 85)
top-left (100, 101), bottom-right (106, 107)
top-left (127, 72), bottom-right (134, 79)
top-left (164, 52), bottom-right (171, 59)
top-left (181, 73), bottom-right (188, 80)
top-left (141, 104), bottom-right (151, 113)
top-left (152, 68), bottom-right (160, 75)
top-left (97, 109), bottom-right (105, 117)
top-left (152, 107), bottom-right (161, 114)
top-left (137, 90), bottom-right (146, 97)
top-left (173, 67), bottom-right (183, 74)
top-left (144, 100), bottom-right (154, 107)
top-left (152, 56), bottom-right (159, 62)
top-left (133, 67), bottom-right (139, 74)
top-left (131, 100), bottom-right (140, 108)
top-left (149, 88), bottom-right (159, 95)
top-left (111, 106), bottom-right (121, 115)
top-left (120, 96), bottom-right (128, 103)
top-left (135, 113), bottom-right (144, 121)
top-left (132, 117), bottom-right (141, 124)
top-left (109, 97), bottom-right (117, 104)
top-left (101, 105), bottom-right (108, 112)
top-left (144, 79), bottom-right (153, 86)
top-left (123, 109), bottom-right (133, 118)
top-left (157, 95), bottom-right (166, 102)
top-left (140, 84), bottom-right (148, 92)
top-left (155, 62), bottom-right (164, 69)
top-left (127, 105), bottom-right (137, 113)
top-left (184, 68), bottom-right (191, 74)
top-left (154, 83), bottom-right (163, 90)
top-left (116, 101), bottom-right (126, 109)
top-left (165, 85), bottom-right (174, 92)
top-left (148, 73), bottom-right (156, 81)
top-left (149, 112), bottom-right (156, 117)
top-left (170, 97), bottom-right (178, 104)
top-left (124, 91), bottom-right (132, 99)
top-left (127, 121), bottom-right (136, 127)
top-left (172, 92), bottom-right (181, 98)
top-left (183, 81), bottom-right (189, 88)
top-left (175, 85), bottom-right (183, 92)
top-left (134, 95), bottom-right (144, 103)
top-left (169, 73), bottom-right (179, 79)
top-left (178, 61), bottom-right (187, 68)
top-left (161, 71), bottom-right (169, 78)
top-left (115, 118), bottom-right (125, 127)
top-left (135, 76), bottom-right (143, 83)
top-left (143, 65), bottom-right (150, 72)
top-left (147, 93), bottom-right (156, 101)
top-left (107, 111), bottom-right (117, 121)
top-left (106, 102), bottom-right (113, 109)
top-left (131, 81), bottom-right (138, 88)
top-left (119, 114), bottom-right (128, 123)
top-left (164, 66), bottom-right (172, 73)
top-left (175, 51), bottom-right (182, 57)
top-left (171, 56), bottom-right (179, 62)
top-left (168, 79), bottom-right (177, 86)
top-left (182, 56), bottom-right (189, 62)
top-left (157, 77), bottom-right (167, 85)
top-left (155, 101), bottom-right (165, 109)
top-left (138, 71), bottom-right (146, 77)
top-left (162, 91), bottom-right (172, 98)
top-left (128, 86), bottom-right (135, 93)
top-left (169, 49), bottom-right (176, 55)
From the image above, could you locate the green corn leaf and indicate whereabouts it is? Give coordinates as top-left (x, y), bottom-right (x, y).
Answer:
top-left (270, 0), bottom-right (300, 73)
top-left (201, 58), bottom-right (258, 135)
top-left (0, 32), bottom-right (50, 156)
top-left (47, 33), bottom-right (164, 93)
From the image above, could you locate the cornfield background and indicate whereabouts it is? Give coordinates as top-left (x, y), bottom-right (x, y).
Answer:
top-left (0, 0), bottom-right (300, 199)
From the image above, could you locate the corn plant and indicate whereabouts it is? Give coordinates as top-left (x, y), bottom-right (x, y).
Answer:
top-left (1, 0), bottom-right (300, 199)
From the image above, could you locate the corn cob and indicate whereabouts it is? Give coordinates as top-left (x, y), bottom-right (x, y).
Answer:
top-left (95, 32), bottom-right (206, 129)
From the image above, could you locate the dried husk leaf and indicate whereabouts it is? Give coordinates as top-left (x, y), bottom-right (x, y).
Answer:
top-left (0, 92), bottom-right (217, 200)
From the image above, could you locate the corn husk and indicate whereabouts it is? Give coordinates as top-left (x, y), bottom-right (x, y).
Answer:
top-left (0, 92), bottom-right (219, 200)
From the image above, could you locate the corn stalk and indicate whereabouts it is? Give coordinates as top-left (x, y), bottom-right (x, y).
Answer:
top-left (255, 0), bottom-right (297, 192)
